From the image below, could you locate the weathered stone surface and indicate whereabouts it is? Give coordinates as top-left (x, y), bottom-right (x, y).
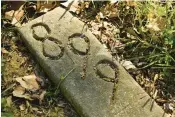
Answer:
top-left (71, 37), bottom-right (88, 54)
top-left (43, 39), bottom-right (61, 57)
top-left (96, 61), bottom-right (116, 82)
top-left (18, 7), bottom-right (167, 117)
top-left (31, 23), bottom-right (50, 41)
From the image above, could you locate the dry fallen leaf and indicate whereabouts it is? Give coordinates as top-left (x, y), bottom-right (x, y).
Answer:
top-left (12, 86), bottom-right (32, 100)
top-left (14, 10), bottom-right (24, 21)
top-left (15, 75), bottom-right (40, 91)
top-left (11, 17), bottom-right (21, 27)
top-left (6, 96), bottom-right (12, 107)
top-left (5, 10), bottom-right (15, 20)
top-left (13, 86), bottom-right (25, 96)
top-left (110, 0), bottom-right (118, 4)
top-left (39, 90), bottom-right (46, 104)
top-left (30, 94), bottom-right (40, 100)
top-left (84, 2), bottom-right (90, 8)
top-left (156, 98), bottom-right (168, 103)
top-left (12, 14), bottom-right (24, 27)
top-left (100, 3), bottom-right (118, 18)
top-left (10, 4), bottom-right (24, 27)
top-left (19, 104), bottom-right (26, 111)
top-left (95, 13), bottom-right (101, 22)
top-left (36, 1), bottom-right (59, 13)
top-left (1, 48), bottom-right (9, 54)
top-left (153, 74), bottom-right (159, 83)
top-left (13, 75), bottom-right (45, 101)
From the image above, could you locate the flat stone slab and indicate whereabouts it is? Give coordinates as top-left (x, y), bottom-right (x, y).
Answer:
top-left (18, 7), bottom-right (166, 117)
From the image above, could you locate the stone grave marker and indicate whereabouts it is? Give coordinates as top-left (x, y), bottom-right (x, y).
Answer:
top-left (18, 7), bottom-right (167, 117)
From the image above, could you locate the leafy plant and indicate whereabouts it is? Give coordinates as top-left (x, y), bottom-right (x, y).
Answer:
top-left (116, 1), bottom-right (175, 73)
top-left (114, 1), bottom-right (175, 100)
